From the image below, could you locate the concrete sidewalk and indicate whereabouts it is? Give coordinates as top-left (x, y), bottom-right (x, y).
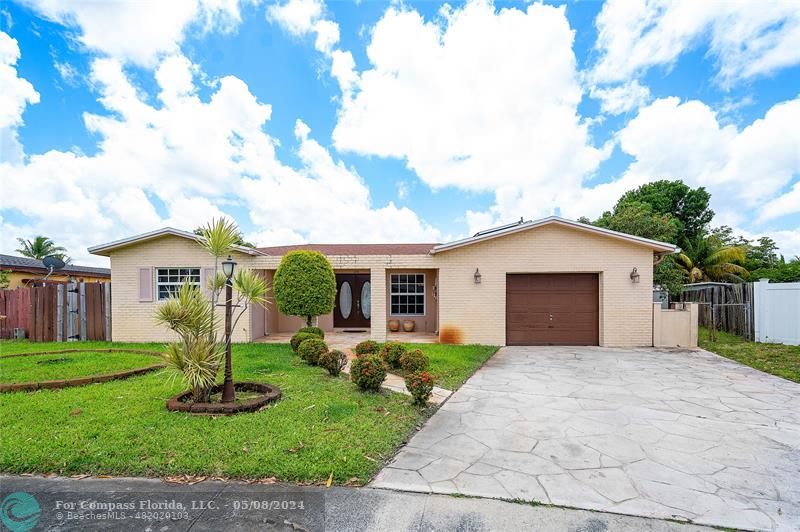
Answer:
top-left (0, 475), bottom-right (713, 531)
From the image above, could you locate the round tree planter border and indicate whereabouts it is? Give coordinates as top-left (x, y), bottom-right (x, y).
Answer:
top-left (166, 382), bottom-right (282, 415)
top-left (0, 349), bottom-right (165, 393)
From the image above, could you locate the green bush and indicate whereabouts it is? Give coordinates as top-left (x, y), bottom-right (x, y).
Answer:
top-left (291, 331), bottom-right (320, 352)
top-left (273, 251), bottom-right (336, 327)
top-left (318, 349), bottom-right (348, 377)
top-left (298, 326), bottom-right (325, 339)
top-left (399, 349), bottom-right (429, 374)
top-left (350, 354), bottom-right (387, 391)
top-left (405, 371), bottom-right (436, 405)
top-left (380, 342), bottom-right (406, 369)
top-left (354, 340), bottom-right (379, 356)
top-left (297, 338), bottom-right (328, 366)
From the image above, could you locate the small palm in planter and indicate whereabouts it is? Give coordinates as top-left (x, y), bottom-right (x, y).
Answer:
top-left (156, 218), bottom-right (280, 414)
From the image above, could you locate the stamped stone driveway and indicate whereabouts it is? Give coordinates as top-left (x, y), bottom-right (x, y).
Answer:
top-left (371, 346), bottom-right (800, 531)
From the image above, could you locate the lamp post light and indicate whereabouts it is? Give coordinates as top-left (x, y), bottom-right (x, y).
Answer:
top-left (221, 255), bottom-right (237, 403)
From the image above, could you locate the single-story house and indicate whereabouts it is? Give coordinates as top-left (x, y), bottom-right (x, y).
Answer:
top-left (88, 216), bottom-right (678, 346)
top-left (0, 254), bottom-right (111, 288)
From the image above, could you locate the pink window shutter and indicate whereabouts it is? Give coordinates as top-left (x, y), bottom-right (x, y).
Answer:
top-left (138, 267), bottom-right (153, 302)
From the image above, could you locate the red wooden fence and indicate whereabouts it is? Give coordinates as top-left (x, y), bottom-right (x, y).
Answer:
top-left (0, 282), bottom-right (111, 341)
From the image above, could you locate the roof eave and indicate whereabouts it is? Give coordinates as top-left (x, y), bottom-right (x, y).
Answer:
top-left (430, 216), bottom-right (679, 254)
top-left (88, 228), bottom-right (264, 257)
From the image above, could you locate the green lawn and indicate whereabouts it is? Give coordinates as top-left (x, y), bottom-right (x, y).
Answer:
top-left (0, 341), bottom-right (426, 484)
top-left (396, 343), bottom-right (499, 390)
top-left (0, 350), bottom-right (160, 384)
top-left (699, 328), bottom-right (800, 383)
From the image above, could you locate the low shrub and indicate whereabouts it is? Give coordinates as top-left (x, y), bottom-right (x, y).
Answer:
top-left (405, 371), bottom-right (436, 405)
top-left (297, 338), bottom-right (328, 365)
top-left (354, 340), bottom-right (379, 356)
top-left (399, 349), bottom-right (429, 374)
top-left (298, 326), bottom-right (324, 339)
top-left (380, 342), bottom-right (406, 369)
top-left (318, 349), bottom-right (348, 377)
top-left (291, 331), bottom-right (320, 352)
top-left (350, 354), bottom-right (387, 391)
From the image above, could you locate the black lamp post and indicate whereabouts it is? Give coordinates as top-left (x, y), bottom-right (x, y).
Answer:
top-left (221, 255), bottom-right (236, 403)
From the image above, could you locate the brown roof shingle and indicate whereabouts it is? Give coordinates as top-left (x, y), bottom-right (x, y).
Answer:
top-left (256, 243), bottom-right (437, 256)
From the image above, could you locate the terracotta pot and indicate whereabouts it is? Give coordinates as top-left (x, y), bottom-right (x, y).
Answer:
top-left (388, 319), bottom-right (401, 332)
top-left (402, 320), bottom-right (416, 332)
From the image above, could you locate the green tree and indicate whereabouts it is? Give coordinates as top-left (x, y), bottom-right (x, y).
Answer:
top-left (0, 270), bottom-right (10, 289)
top-left (193, 226), bottom-right (255, 248)
top-left (156, 218), bottom-right (268, 403)
top-left (747, 257), bottom-right (800, 283)
top-left (747, 236), bottom-right (780, 270)
top-left (676, 235), bottom-right (748, 283)
top-left (594, 202), bottom-right (680, 243)
top-left (614, 180), bottom-right (714, 248)
top-left (273, 250), bottom-right (336, 327)
top-left (15, 236), bottom-right (69, 262)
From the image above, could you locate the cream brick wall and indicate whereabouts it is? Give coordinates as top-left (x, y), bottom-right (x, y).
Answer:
top-left (109, 235), bottom-right (257, 343)
top-left (433, 224), bottom-right (655, 347)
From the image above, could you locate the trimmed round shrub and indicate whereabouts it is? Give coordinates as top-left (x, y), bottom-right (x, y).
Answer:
top-left (318, 349), bottom-right (348, 377)
top-left (291, 331), bottom-right (320, 352)
top-left (273, 250), bottom-right (336, 327)
top-left (405, 371), bottom-right (436, 405)
top-left (298, 326), bottom-right (324, 339)
top-left (354, 340), bottom-right (379, 356)
top-left (297, 338), bottom-right (328, 366)
top-left (399, 349), bottom-right (429, 374)
top-left (380, 342), bottom-right (406, 369)
top-left (349, 354), bottom-right (387, 391)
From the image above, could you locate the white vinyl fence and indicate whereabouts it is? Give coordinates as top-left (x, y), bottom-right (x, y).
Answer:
top-left (753, 279), bottom-right (800, 346)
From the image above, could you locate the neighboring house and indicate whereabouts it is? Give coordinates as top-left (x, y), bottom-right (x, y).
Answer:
top-left (0, 254), bottom-right (111, 289)
top-left (88, 216), bottom-right (678, 346)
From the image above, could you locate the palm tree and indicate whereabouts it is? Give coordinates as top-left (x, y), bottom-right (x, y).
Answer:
top-left (15, 236), bottom-right (69, 262)
top-left (676, 236), bottom-right (748, 283)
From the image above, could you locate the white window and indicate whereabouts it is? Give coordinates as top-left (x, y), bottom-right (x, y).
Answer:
top-left (156, 267), bottom-right (200, 300)
top-left (390, 273), bottom-right (425, 315)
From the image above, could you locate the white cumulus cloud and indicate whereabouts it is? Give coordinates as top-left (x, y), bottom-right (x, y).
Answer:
top-left (0, 32), bottom-right (39, 163)
top-left (592, 0), bottom-right (800, 88)
top-left (332, 0), bottom-right (608, 227)
top-left (0, 50), bottom-right (440, 265)
top-left (18, 0), bottom-right (251, 67)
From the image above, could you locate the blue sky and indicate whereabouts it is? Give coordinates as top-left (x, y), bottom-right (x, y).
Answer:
top-left (1, 0), bottom-right (799, 265)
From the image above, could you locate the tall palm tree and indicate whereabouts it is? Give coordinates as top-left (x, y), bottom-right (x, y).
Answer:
top-left (676, 236), bottom-right (748, 283)
top-left (15, 236), bottom-right (69, 262)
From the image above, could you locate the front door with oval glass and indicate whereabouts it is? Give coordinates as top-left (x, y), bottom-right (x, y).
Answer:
top-left (334, 274), bottom-right (371, 328)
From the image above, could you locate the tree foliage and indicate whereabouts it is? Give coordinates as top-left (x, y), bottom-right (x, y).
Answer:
top-left (676, 235), bottom-right (748, 283)
top-left (193, 226), bottom-right (255, 248)
top-left (594, 202), bottom-right (680, 243)
top-left (15, 236), bottom-right (69, 262)
top-left (273, 250), bottom-right (336, 327)
top-left (614, 180), bottom-right (713, 248)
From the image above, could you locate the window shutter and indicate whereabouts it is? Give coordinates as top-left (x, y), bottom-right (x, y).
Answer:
top-left (201, 267), bottom-right (215, 298)
top-left (138, 267), bottom-right (153, 302)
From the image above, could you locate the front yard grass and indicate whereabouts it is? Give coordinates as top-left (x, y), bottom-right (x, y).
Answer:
top-left (699, 327), bottom-right (800, 383)
top-left (0, 350), bottom-right (160, 384)
top-left (0, 341), bottom-right (426, 484)
top-left (399, 343), bottom-right (499, 390)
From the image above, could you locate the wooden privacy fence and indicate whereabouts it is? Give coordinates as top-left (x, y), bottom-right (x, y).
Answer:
top-left (0, 282), bottom-right (111, 342)
top-left (679, 282), bottom-right (754, 340)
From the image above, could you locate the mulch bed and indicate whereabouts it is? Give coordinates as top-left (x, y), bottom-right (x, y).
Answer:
top-left (166, 382), bottom-right (282, 415)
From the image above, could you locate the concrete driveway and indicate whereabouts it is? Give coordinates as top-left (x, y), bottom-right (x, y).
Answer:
top-left (371, 346), bottom-right (800, 531)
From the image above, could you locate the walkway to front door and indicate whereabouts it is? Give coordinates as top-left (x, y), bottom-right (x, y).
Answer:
top-left (371, 346), bottom-right (800, 531)
top-left (334, 273), bottom-right (371, 329)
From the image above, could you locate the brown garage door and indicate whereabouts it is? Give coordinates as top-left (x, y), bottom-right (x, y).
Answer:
top-left (506, 274), bottom-right (599, 346)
